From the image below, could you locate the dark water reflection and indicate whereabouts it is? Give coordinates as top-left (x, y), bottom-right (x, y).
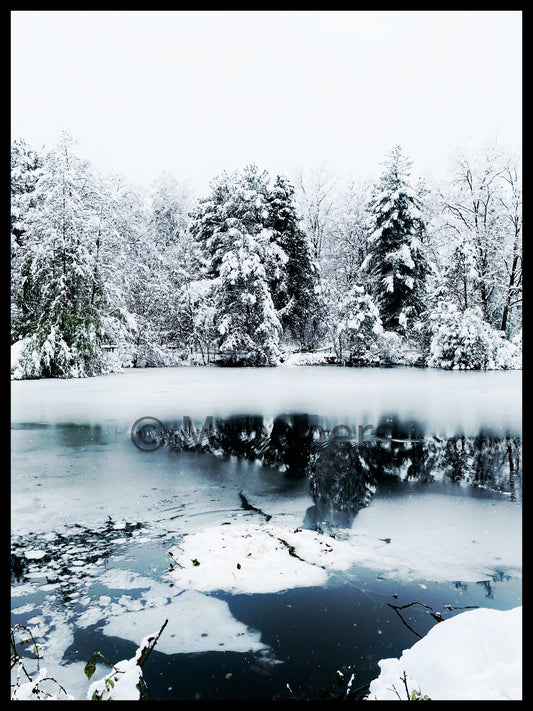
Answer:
top-left (158, 412), bottom-right (521, 529)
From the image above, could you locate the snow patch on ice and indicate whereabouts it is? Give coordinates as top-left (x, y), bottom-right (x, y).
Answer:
top-left (168, 522), bottom-right (361, 594)
top-left (163, 490), bottom-right (521, 595)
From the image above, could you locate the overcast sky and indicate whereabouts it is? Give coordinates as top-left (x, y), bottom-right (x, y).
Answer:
top-left (11, 10), bottom-right (522, 195)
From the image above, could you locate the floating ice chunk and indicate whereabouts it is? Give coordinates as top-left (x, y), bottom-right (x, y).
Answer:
top-left (102, 589), bottom-right (266, 654)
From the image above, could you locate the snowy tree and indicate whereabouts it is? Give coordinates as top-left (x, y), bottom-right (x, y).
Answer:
top-left (440, 141), bottom-right (517, 330)
top-left (190, 165), bottom-right (273, 277)
top-left (150, 170), bottom-right (192, 249)
top-left (143, 171), bottom-right (198, 354)
top-left (335, 286), bottom-right (382, 364)
top-left (90, 168), bottom-right (200, 368)
top-left (214, 229), bottom-right (282, 365)
top-left (11, 139), bottom-right (44, 242)
top-left (267, 175), bottom-right (323, 349)
top-left (328, 178), bottom-right (373, 293)
top-left (294, 163), bottom-right (338, 266)
top-left (364, 146), bottom-right (429, 336)
top-left (190, 166), bottom-right (285, 364)
top-left (11, 138), bottom-right (44, 334)
top-left (14, 131), bottom-right (107, 377)
top-left (427, 301), bottom-right (521, 370)
top-left (496, 157), bottom-right (522, 336)
top-left (174, 278), bottom-right (217, 363)
top-left (189, 171), bottom-right (233, 278)
top-left (93, 172), bottom-right (147, 363)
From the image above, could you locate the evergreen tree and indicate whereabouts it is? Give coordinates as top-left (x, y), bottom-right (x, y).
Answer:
top-left (215, 228), bottom-right (282, 365)
top-left (190, 166), bottom-right (285, 363)
top-left (190, 165), bottom-right (272, 278)
top-left (335, 285), bottom-right (382, 364)
top-left (364, 146), bottom-right (429, 335)
top-left (14, 131), bottom-right (106, 377)
top-left (11, 138), bottom-right (44, 334)
top-left (266, 175), bottom-right (322, 349)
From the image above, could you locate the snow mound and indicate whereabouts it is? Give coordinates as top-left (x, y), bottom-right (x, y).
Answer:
top-left (366, 606), bottom-right (522, 701)
top-left (167, 522), bottom-right (355, 593)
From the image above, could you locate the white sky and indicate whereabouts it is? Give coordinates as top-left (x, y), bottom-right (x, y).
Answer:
top-left (11, 10), bottom-right (522, 195)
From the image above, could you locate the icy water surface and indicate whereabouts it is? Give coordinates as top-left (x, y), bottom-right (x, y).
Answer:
top-left (11, 367), bottom-right (521, 700)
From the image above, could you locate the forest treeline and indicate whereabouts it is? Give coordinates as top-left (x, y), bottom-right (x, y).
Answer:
top-left (11, 131), bottom-right (521, 378)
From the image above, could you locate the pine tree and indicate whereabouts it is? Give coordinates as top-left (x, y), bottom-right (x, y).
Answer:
top-left (14, 131), bottom-right (106, 377)
top-left (364, 146), bottom-right (429, 335)
top-left (190, 165), bottom-right (272, 277)
top-left (190, 166), bottom-right (285, 364)
top-left (215, 229), bottom-right (282, 365)
top-left (266, 175), bottom-right (322, 349)
top-left (11, 138), bottom-right (44, 335)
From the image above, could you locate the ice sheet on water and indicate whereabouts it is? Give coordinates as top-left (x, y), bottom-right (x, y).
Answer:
top-left (102, 588), bottom-right (267, 655)
top-left (164, 489), bottom-right (521, 594)
top-left (346, 489), bottom-right (522, 583)
top-left (11, 366), bottom-right (521, 436)
top-left (12, 558), bottom-right (273, 699)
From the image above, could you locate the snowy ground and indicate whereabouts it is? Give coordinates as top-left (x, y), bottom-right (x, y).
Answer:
top-left (365, 606), bottom-right (522, 701)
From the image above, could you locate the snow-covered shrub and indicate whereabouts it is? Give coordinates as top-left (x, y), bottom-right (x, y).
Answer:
top-left (11, 330), bottom-right (79, 379)
top-left (427, 302), bottom-right (521, 370)
top-left (335, 286), bottom-right (382, 365)
top-left (376, 330), bottom-right (410, 365)
top-left (10, 319), bottom-right (110, 379)
top-left (11, 621), bottom-right (166, 701)
top-left (11, 337), bottom-right (40, 380)
top-left (493, 333), bottom-right (522, 369)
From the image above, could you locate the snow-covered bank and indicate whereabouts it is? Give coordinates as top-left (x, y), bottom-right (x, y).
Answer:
top-left (366, 606), bottom-right (522, 701)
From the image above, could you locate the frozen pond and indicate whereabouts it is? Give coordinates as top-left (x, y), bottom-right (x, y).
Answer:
top-left (11, 365), bottom-right (521, 434)
top-left (11, 367), bottom-right (522, 700)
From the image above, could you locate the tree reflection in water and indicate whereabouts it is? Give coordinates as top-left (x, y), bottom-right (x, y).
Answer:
top-left (166, 413), bottom-right (521, 529)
